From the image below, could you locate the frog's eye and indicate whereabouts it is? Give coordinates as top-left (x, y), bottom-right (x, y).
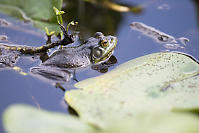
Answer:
top-left (94, 32), bottom-right (104, 38)
top-left (100, 39), bottom-right (109, 48)
top-left (93, 47), bottom-right (103, 58)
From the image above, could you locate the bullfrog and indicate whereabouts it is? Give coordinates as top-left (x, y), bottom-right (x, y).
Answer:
top-left (0, 25), bottom-right (117, 84)
top-left (30, 31), bottom-right (117, 83)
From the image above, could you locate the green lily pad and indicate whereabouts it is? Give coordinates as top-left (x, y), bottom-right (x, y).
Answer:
top-left (102, 112), bottom-right (199, 133)
top-left (4, 104), bottom-right (199, 133)
top-left (3, 105), bottom-right (199, 133)
top-left (3, 104), bottom-right (97, 133)
top-left (0, 0), bottom-right (62, 32)
top-left (65, 52), bottom-right (199, 128)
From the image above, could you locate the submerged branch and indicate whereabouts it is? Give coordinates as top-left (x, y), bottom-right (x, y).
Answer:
top-left (0, 33), bottom-right (74, 55)
top-left (84, 0), bottom-right (143, 13)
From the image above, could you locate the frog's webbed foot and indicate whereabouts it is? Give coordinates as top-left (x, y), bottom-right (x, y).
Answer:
top-left (0, 48), bottom-right (19, 68)
top-left (91, 55), bottom-right (117, 73)
top-left (30, 66), bottom-right (73, 83)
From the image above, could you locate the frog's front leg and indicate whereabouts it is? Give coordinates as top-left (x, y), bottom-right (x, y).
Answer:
top-left (30, 66), bottom-right (73, 84)
top-left (91, 55), bottom-right (117, 73)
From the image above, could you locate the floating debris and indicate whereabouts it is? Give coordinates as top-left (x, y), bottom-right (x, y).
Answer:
top-left (163, 43), bottom-right (184, 50)
top-left (157, 4), bottom-right (170, 10)
top-left (130, 22), bottom-right (189, 50)
top-left (0, 18), bottom-right (11, 26)
top-left (0, 44), bottom-right (19, 68)
top-left (0, 35), bottom-right (8, 42)
top-left (84, 0), bottom-right (143, 13)
top-left (0, 51), bottom-right (19, 68)
top-left (178, 37), bottom-right (189, 46)
top-left (130, 22), bottom-right (177, 44)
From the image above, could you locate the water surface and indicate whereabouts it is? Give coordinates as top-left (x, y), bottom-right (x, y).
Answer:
top-left (0, 0), bottom-right (199, 132)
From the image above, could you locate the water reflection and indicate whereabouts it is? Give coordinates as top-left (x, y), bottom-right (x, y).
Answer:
top-left (62, 0), bottom-right (143, 39)
top-left (30, 55), bottom-right (117, 91)
top-left (0, 0), bottom-right (199, 132)
top-left (193, 0), bottom-right (199, 29)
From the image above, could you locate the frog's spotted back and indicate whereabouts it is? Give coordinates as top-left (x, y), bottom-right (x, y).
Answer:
top-left (42, 32), bottom-right (117, 68)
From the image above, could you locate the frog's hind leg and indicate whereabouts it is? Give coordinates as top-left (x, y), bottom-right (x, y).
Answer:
top-left (30, 66), bottom-right (73, 84)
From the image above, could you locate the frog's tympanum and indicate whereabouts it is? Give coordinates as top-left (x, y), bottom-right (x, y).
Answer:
top-left (0, 24), bottom-right (117, 85)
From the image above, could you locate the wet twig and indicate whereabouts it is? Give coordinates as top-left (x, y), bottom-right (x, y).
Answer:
top-left (0, 23), bottom-right (75, 55)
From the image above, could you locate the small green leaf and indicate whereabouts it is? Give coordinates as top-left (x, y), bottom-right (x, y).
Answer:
top-left (53, 6), bottom-right (64, 25)
top-left (45, 27), bottom-right (55, 36)
top-left (53, 6), bottom-right (65, 16)
top-left (66, 21), bottom-right (78, 32)
top-left (0, 0), bottom-right (63, 34)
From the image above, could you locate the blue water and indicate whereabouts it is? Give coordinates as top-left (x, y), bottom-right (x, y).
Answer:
top-left (0, 0), bottom-right (199, 132)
